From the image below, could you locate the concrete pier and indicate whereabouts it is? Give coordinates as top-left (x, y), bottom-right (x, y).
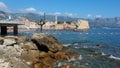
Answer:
top-left (0, 20), bottom-right (24, 35)
top-left (1, 26), bottom-right (7, 35)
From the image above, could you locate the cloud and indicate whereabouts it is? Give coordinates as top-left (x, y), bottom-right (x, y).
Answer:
top-left (54, 12), bottom-right (61, 15)
top-left (21, 7), bottom-right (36, 12)
top-left (48, 12), bottom-right (76, 17)
top-left (38, 12), bottom-right (45, 15)
top-left (87, 14), bottom-right (92, 18)
top-left (47, 12), bottom-right (62, 16)
top-left (65, 13), bottom-right (76, 17)
top-left (96, 15), bottom-right (102, 18)
top-left (0, 2), bottom-right (10, 12)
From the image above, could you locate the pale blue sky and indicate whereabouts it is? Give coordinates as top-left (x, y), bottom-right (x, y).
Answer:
top-left (0, 0), bottom-right (120, 18)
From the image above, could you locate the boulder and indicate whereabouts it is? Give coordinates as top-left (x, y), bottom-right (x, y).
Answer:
top-left (40, 56), bottom-right (57, 67)
top-left (20, 42), bottom-right (40, 64)
top-left (0, 36), bottom-right (39, 68)
top-left (0, 58), bottom-right (31, 68)
top-left (54, 52), bottom-right (69, 60)
top-left (31, 33), bottom-right (63, 52)
top-left (65, 51), bottom-right (80, 61)
top-left (4, 36), bottom-right (29, 43)
top-left (3, 39), bottom-right (16, 46)
top-left (0, 36), bottom-right (4, 45)
top-left (20, 50), bottom-right (40, 63)
top-left (16, 36), bottom-right (29, 43)
top-left (61, 48), bottom-right (80, 60)
top-left (22, 42), bottom-right (38, 51)
top-left (0, 44), bottom-right (31, 68)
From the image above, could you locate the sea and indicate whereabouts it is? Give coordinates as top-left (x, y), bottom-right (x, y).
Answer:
top-left (17, 28), bottom-right (120, 68)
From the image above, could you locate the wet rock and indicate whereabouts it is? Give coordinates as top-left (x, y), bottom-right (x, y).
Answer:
top-left (61, 47), bottom-right (80, 60)
top-left (35, 51), bottom-right (57, 67)
top-left (66, 51), bottom-right (80, 60)
top-left (54, 52), bottom-right (69, 60)
top-left (37, 51), bottom-right (69, 67)
top-left (34, 63), bottom-right (48, 68)
top-left (40, 56), bottom-right (57, 67)
top-left (31, 33), bottom-right (63, 52)
top-left (95, 44), bottom-right (103, 48)
top-left (80, 65), bottom-right (85, 68)
top-left (58, 64), bottom-right (75, 68)
top-left (34, 63), bottom-right (41, 68)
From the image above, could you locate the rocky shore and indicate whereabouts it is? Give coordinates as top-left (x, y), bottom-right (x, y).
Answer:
top-left (0, 33), bottom-right (80, 68)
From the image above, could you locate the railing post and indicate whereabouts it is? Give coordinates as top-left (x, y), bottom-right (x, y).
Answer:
top-left (13, 25), bottom-right (18, 35)
top-left (1, 26), bottom-right (7, 35)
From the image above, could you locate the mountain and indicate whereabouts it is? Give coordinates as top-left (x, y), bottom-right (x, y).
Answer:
top-left (0, 10), bottom-right (7, 14)
top-left (88, 17), bottom-right (120, 28)
top-left (0, 11), bottom-right (79, 22)
top-left (0, 10), bottom-right (120, 28)
top-left (11, 13), bottom-right (78, 23)
top-left (0, 10), bottom-right (7, 19)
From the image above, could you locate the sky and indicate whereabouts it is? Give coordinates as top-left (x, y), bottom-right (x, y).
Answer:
top-left (0, 0), bottom-right (120, 18)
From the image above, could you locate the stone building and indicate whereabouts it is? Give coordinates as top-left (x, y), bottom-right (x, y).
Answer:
top-left (76, 19), bottom-right (90, 30)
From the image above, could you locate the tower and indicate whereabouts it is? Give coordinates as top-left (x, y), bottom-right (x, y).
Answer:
top-left (55, 15), bottom-right (57, 24)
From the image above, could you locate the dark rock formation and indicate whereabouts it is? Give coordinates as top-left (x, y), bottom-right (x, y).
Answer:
top-left (31, 33), bottom-right (63, 52)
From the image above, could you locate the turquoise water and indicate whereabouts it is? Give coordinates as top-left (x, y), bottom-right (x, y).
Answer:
top-left (17, 28), bottom-right (120, 68)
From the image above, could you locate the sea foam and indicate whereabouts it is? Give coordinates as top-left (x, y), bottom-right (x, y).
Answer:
top-left (109, 55), bottom-right (120, 60)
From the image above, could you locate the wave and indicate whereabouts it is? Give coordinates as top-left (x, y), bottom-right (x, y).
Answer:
top-left (101, 52), bottom-right (106, 56)
top-left (78, 55), bottom-right (82, 60)
top-left (68, 55), bottom-right (82, 62)
top-left (63, 44), bottom-right (71, 46)
top-left (109, 55), bottom-right (120, 60)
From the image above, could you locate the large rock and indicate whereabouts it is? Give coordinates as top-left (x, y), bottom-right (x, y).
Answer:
top-left (4, 36), bottom-right (29, 44)
top-left (31, 33), bottom-right (63, 52)
top-left (20, 42), bottom-right (40, 64)
top-left (0, 58), bottom-right (31, 68)
top-left (0, 43), bottom-right (31, 68)
top-left (0, 36), bottom-right (39, 68)
top-left (3, 39), bottom-right (16, 46)
top-left (22, 42), bottom-right (38, 50)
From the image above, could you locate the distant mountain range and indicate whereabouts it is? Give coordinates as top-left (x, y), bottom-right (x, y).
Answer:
top-left (0, 10), bottom-right (120, 28)
top-left (0, 10), bottom-right (78, 23)
top-left (88, 17), bottom-right (120, 28)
